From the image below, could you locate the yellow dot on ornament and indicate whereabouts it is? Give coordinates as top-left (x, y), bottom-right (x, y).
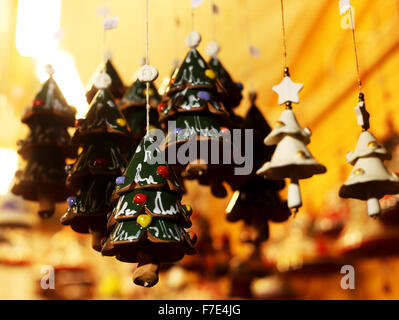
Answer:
top-left (116, 118), bottom-right (127, 127)
top-left (367, 141), bottom-right (378, 148)
top-left (296, 150), bottom-right (307, 158)
top-left (354, 168), bottom-right (365, 175)
top-left (205, 69), bottom-right (216, 79)
top-left (275, 121), bottom-right (285, 127)
top-left (137, 214), bottom-right (152, 228)
top-left (184, 204), bottom-right (192, 213)
top-left (143, 88), bottom-right (154, 96)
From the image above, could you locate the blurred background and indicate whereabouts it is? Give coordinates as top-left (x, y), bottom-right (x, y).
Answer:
top-left (2, 0), bottom-right (399, 299)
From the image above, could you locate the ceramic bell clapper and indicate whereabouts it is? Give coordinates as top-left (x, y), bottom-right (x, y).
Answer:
top-left (257, 68), bottom-right (326, 213)
top-left (339, 94), bottom-right (399, 218)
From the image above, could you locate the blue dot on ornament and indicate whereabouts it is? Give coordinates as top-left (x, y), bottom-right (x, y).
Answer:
top-left (115, 176), bottom-right (125, 185)
top-left (197, 91), bottom-right (211, 101)
top-left (236, 82), bottom-right (244, 91)
top-left (174, 128), bottom-right (182, 135)
top-left (67, 196), bottom-right (77, 208)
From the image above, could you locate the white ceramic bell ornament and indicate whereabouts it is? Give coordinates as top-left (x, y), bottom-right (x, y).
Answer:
top-left (339, 130), bottom-right (399, 217)
top-left (257, 70), bottom-right (326, 212)
top-left (256, 109), bottom-right (326, 212)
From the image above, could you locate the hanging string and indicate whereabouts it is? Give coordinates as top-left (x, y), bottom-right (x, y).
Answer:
top-left (243, 0), bottom-right (255, 90)
top-left (174, 16), bottom-right (181, 65)
top-left (280, 0), bottom-right (288, 69)
top-left (349, 7), bottom-right (362, 93)
top-left (191, 5), bottom-right (195, 31)
top-left (145, 0), bottom-right (150, 135)
top-left (210, 0), bottom-right (216, 41)
top-left (102, 0), bottom-right (107, 72)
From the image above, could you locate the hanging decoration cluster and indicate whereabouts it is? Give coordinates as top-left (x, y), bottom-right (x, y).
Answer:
top-left (11, 0), bottom-right (399, 290)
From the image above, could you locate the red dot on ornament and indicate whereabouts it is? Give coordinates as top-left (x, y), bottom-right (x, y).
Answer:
top-left (169, 78), bottom-right (176, 85)
top-left (157, 165), bottom-right (171, 178)
top-left (220, 127), bottom-right (230, 134)
top-left (75, 119), bottom-right (84, 127)
top-left (100, 237), bottom-right (107, 246)
top-left (158, 103), bottom-right (166, 114)
top-left (133, 193), bottom-right (148, 204)
top-left (33, 99), bottom-right (44, 107)
top-left (94, 157), bottom-right (108, 168)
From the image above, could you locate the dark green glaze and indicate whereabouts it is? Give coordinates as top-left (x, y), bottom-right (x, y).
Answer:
top-left (86, 59), bottom-right (126, 103)
top-left (12, 148), bottom-right (69, 202)
top-left (18, 125), bottom-right (76, 159)
top-left (61, 175), bottom-right (115, 233)
top-left (119, 78), bottom-right (161, 153)
top-left (168, 49), bottom-right (215, 91)
top-left (22, 76), bottom-right (76, 127)
top-left (67, 137), bottom-right (126, 188)
top-left (164, 114), bottom-right (223, 146)
top-left (115, 135), bottom-right (183, 193)
top-left (103, 135), bottom-right (195, 262)
top-left (12, 76), bottom-right (76, 214)
top-left (74, 88), bottom-right (130, 142)
top-left (120, 79), bottom-right (161, 108)
top-left (113, 189), bottom-right (191, 228)
top-left (62, 87), bottom-right (128, 245)
top-left (209, 56), bottom-right (243, 109)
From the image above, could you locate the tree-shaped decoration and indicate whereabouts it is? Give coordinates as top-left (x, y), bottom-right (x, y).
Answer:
top-left (60, 73), bottom-right (129, 251)
top-left (226, 92), bottom-right (290, 244)
top-left (256, 68), bottom-right (326, 213)
top-left (339, 94), bottom-right (399, 217)
top-left (12, 66), bottom-right (76, 218)
top-left (86, 58), bottom-right (126, 104)
top-left (118, 67), bottom-right (162, 151)
top-left (158, 32), bottom-right (231, 198)
top-left (206, 41), bottom-right (243, 112)
top-left (102, 134), bottom-right (196, 287)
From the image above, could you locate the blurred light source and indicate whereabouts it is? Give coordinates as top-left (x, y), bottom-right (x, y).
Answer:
top-left (15, 0), bottom-right (89, 118)
top-left (15, 0), bottom-right (61, 59)
top-left (0, 148), bottom-right (18, 195)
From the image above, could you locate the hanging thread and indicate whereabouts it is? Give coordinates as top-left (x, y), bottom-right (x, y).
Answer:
top-left (145, 0), bottom-right (150, 135)
top-left (191, 5), bottom-right (195, 31)
top-left (349, 7), bottom-right (362, 93)
top-left (102, 0), bottom-right (107, 71)
top-left (280, 0), bottom-right (288, 69)
top-left (243, 0), bottom-right (255, 90)
top-left (210, 0), bottom-right (216, 41)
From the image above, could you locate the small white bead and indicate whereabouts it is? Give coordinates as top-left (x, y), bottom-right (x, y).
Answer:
top-left (45, 64), bottom-right (55, 76)
top-left (137, 65), bottom-right (159, 82)
top-left (304, 127), bottom-right (312, 137)
top-left (94, 72), bottom-right (112, 89)
top-left (185, 31), bottom-right (201, 48)
top-left (104, 50), bottom-right (113, 60)
top-left (206, 41), bottom-right (220, 57)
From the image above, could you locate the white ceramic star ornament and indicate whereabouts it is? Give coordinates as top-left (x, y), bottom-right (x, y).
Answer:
top-left (272, 69), bottom-right (304, 105)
